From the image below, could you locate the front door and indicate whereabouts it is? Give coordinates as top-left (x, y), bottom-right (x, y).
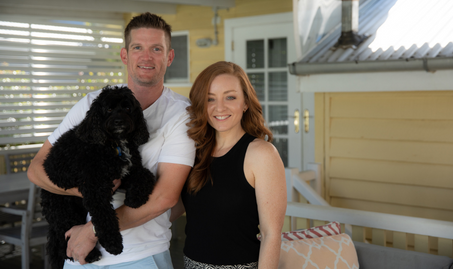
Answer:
top-left (225, 13), bottom-right (313, 171)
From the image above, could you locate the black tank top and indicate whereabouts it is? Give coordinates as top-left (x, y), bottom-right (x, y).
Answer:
top-left (181, 133), bottom-right (260, 265)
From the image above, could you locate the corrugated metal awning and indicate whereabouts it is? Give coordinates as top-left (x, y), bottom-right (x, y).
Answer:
top-left (290, 0), bottom-right (453, 75)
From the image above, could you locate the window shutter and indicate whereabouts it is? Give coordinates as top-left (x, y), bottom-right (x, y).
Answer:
top-left (0, 15), bottom-right (125, 149)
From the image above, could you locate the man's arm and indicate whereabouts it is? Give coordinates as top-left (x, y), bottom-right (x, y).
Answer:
top-left (117, 162), bottom-right (191, 230)
top-left (28, 139), bottom-right (81, 197)
top-left (169, 196), bottom-right (185, 223)
top-left (65, 161), bottom-right (191, 264)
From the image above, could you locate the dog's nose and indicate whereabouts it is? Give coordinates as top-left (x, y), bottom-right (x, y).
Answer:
top-left (114, 119), bottom-right (123, 125)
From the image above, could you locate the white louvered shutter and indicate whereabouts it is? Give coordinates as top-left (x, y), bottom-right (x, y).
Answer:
top-left (0, 14), bottom-right (125, 150)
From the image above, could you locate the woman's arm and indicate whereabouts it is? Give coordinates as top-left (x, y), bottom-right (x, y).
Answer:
top-left (245, 140), bottom-right (287, 269)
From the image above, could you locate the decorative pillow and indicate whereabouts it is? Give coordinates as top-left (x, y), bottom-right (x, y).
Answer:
top-left (257, 221), bottom-right (341, 241)
top-left (279, 233), bottom-right (359, 269)
top-left (281, 221), bottom-right (341, 241)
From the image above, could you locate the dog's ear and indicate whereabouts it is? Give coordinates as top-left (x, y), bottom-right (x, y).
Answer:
top-left (75, 100), bottom-right (107, 144)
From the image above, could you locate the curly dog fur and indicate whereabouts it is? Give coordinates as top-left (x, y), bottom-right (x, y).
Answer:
top-left (41, 86), bottom-right (156, 269)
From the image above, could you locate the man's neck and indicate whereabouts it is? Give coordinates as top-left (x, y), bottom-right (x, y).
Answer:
top-left (128, 83), bottom-right (165, 110)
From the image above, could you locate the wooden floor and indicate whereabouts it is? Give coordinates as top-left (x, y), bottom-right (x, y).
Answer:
top-left (0, 216), bottom-right (187, 269)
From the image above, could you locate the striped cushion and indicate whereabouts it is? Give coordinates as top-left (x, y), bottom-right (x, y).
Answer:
top-left (281, 221), bottom-right (341, 241)
top-left (257, 221), bottom-right (341, 241)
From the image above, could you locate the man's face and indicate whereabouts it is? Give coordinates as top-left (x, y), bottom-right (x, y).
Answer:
top-left (120, 28), bottom-right (174, 88)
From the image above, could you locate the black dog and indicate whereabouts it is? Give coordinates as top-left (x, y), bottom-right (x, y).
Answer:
top-left (41, 86), bottom-right (156, 269)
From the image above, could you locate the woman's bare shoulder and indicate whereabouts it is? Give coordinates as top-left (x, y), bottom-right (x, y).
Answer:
top-left (247, 138), bottom-right (280, 161)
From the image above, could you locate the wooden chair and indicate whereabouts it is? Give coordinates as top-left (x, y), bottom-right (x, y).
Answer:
top-left (0, 181), bottom-right (49, 269)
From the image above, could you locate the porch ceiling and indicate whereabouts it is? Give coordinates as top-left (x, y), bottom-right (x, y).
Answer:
top-left (0, 0), bottom-right (235, 18)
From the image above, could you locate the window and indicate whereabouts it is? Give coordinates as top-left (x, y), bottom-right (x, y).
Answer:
top-left (164, 31), bottom-right (189, 85)
top-left (0, 15), bottom-right (125, 150)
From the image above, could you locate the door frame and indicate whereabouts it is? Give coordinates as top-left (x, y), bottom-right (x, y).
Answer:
top-left (225, 12), bottom-right (294, 62)
top-left (224, 12), bottom-right (315, 171)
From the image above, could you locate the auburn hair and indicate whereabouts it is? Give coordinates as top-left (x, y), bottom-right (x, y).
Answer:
top-left (186, 61), bottom-right (273, 194)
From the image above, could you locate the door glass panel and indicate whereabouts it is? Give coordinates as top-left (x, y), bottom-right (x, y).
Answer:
top-left (272, 138), bottom-right (288, 167)
top-left (246, 40), bottom-right (264, 69)
top-left (268, 72), bottom-right (287, 101)
top-left (247, 72), bottom-right (265, 101)
top-left (268, 38), bottom-right (287, 68)
top-left (269, 105), bottom-right (288, 135)
top-left (243, 36), bottom-right (290, 168)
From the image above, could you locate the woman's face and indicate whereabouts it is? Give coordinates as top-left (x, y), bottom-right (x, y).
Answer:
top-left (207, 74), bottom-right (248, 134)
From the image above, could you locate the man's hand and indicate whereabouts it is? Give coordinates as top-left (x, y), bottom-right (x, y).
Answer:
top-left (65, 222), bottom-right (98, 265)
top-left (112, 178), bottom-right (121, 193)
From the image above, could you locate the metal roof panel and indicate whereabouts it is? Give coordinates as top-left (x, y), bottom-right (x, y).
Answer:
top-left (301, 0), bottom-right (453, 64)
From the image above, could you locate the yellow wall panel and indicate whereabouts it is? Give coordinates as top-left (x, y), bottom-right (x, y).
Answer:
top-left (233, 0), bottom-right (293, 17)
top-left (331, 118), bottom-right (453, 143)
top-left (190, 47), bottom-right (225, 62)
top-left (330, 138), bottom-right (453, 165)
top-left (331, 198), bottom-right (453, 222)
top-left (329, 92), bottom-right (453, 120)
top-left (323, 90), bottom-right (453, 221)
top-left (171, 87), bottom-right (191, 98)
top-left (330, 179), bottom-right (453, 211)
top-left (330, 158), bottom-right (453, 189)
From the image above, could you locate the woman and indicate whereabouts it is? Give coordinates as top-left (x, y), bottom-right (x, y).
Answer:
top-left (172, 61), bottom-right (287, 269)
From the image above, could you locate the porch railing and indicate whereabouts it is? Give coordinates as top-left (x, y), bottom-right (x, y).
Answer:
top-left (285, 164), bottom-right (453, 257)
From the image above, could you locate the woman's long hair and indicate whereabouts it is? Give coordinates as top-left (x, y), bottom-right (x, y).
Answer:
top-left (186, 61), bottom-right (273, 194)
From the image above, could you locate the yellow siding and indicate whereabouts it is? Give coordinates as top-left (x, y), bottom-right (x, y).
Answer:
top-left (317, 91), bottom-right (453, 222)
top-left (125, 0), bottom-right (292, 98)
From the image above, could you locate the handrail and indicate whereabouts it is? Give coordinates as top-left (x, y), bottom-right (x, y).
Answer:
top-left (286, 202), bottom-right (453, 240)
top-left (285, 165), bottom-right (453, 256)
top-left (286, 164), bottom-right (328, 206)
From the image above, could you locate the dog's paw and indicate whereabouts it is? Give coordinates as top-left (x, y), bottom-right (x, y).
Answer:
top-left (85, 248), bottom-right (102, 263)
top-left (104, 244), bottom-right (124, 256)
top-left (124, 195), bottom-right (149, 208)
top-left (100, 232), bottom-right (124, 256)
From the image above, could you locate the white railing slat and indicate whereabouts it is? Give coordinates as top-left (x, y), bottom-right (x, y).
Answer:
top-left (286, 202), bottom-right (453, 240)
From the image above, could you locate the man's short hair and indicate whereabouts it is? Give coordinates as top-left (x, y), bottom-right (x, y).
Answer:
top-left (124, 12), bottom-right (172, 51)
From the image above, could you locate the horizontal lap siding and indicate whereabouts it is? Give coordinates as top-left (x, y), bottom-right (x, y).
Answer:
top-left (325, 91), bottom-right (453, 222)
top-left (155, 0), bottom-right (293, 90)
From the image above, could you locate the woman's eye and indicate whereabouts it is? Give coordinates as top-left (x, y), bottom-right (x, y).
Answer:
top-left (227, 96), bottom-right (236, 100)
top-left (208, 98), bottom-right (214, 102)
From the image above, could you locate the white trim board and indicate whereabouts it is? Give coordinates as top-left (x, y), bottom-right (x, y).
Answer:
top-left (224, 12), bottom-right (293, 61)
top-left (298, 70), bottom-right (453, 92)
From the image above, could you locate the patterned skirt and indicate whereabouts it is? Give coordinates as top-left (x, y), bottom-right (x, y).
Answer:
top-left (183, 256), bottom-right (258, 269)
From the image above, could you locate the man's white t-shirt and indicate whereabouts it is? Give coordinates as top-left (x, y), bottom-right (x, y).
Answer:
top-left (47, 85), bottom-right (195, 266)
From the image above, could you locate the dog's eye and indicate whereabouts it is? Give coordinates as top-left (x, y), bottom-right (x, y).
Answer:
top-left (107, 108), bottom-right (113, 113)
top-left (125, 107), bottom-right (130, 112)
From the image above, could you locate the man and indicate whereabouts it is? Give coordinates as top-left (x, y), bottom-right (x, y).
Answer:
top-left (28, 13), bottom-right (195, 268)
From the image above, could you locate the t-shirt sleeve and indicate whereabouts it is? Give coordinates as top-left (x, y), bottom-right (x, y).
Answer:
top-left (158, 111), bottom-right (196, 167)
top-left (47, 95), bottom-right (91, 145)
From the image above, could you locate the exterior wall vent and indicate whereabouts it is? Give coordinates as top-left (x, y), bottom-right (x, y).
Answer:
top-left (335, 0), bottom-right (366, 49)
